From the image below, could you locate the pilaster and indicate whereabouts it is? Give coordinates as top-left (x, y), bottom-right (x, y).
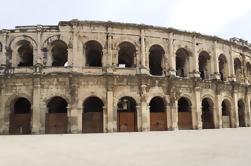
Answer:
top-left (32, 77), bottom-right (41, 134)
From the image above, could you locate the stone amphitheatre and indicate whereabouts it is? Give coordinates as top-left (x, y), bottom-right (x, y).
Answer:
top-left (0, 19), bottom-right (251, 135)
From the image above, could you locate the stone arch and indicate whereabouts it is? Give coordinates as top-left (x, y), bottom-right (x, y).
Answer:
top-left (218, 54), bottom-right (228, 81)
top-left (117, 41), bottom-right (136, 68)
top-left (82, 96), bottom-right (104, 133)
top-left (45, 96), bottom-right (68, 134)
top-left (117, 96), bottom-right (137, 132)
top-left (176, 48), bottom-right (190, 77)
top-left (6, 93), bottom-right (32, 113)
top-left (9, 36), bottom-right (37, 67)
top-left (238, 99), bottom-right (245, 127)
top-left (149, 96), bottom-right (167, 131)
top-left (84, 40), bottom-right (103, 67)
top-left (198, 51), bottom-right (211, 80)
top-left (149, 44), bottom-right (165, 76)
top-left (9, 35), bottom-right (38, 50)
top-left (9, 97), bottom-right (32, 135)
top-left (201, 97), bottom-right (214, 129)
top-left (221, 99), bottom-right (232, 128)
top-left (177, 96), bottom-right (192, 129)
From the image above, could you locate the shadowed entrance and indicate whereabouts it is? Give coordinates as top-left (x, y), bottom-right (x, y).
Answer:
top-left (201, 98), bottom-right (214, 129)
top-left (83, 97), bottom-right (104, 133)
top-left (149, 97), bottom-right (167, 131)
top-left (178, 97), bottom-right (192, 129)
top-left (45, 96), bottom-right (68, 134)
top-left (9, 97), bottom-right (31, 134)
top-left (117, 97), bottom-right (137, 132)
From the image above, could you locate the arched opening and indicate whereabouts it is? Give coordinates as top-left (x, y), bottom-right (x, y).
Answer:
top-left (85, 40), bottom-right (103, 67)
top-left (238, 99), bottom-right (245, 127)
top-left (45, 96), bottom-right (68, 134)
top-left (246, 62), bottom-right (251, 83)
top-left (9, 97), bottom-right (31, 134)
top-left (178, 97), bottom-right (192, 129)
top-left (176, 48), bottom-right (189, 77)
top-left (201, 98), bottom-right (214, 129)
top-left (117, 96), bottom-right (137, 132)
top-left (149, 97), bottom-right (167, 131)
top-left (51, 40), bottom-right (68, 67)
top-left (198, 51), bottom-right (210, 80)
top-left (218, 54), bottom-right (228, 81)
top-left (16, 40), bottom-right (33, 67)
top-left (234, 58), bottom-right (242, 79)
top-left (118, 42), bottom-right (136, 68)
top-left (222, 99), bottom-right (231, 128)
top-left (149, 45), bottom-right (164, 75)
top-left (82, 97), bottom-right (104, 133)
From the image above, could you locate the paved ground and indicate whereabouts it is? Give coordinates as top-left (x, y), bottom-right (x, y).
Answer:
top-left (0, 128), bottom-right (251, 166)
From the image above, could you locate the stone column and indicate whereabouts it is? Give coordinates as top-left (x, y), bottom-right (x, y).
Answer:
top-left (68, 106), bottom-right (79, 134)
top-left (0, 79), bottom-right (7, 133)
top-left (232, 92), bottom-right (239, 127)
top-left (72, 25), bottom-right (79, 67)
top-left (103, 106), bottom-right (107, 133)
top-left (168, 32), bottom-right (176, 76)
top-left (245, 92), bottom-right (251, 127)
top-left (194, 87), bottom-right (202, 129)
top-left (141, 102), bottom-right (150, 132)
top-left (165, 96), bottom-right (172, 130)
top-left (229, 46), bottom-right (236, 81)
top-left (106, 90), bottom-right (114, 132)
top-left (1, 32), bottom-right (7, 66)
top-left (107, 28), bottom-right (113, 67)
top-left (191, 36), bottom-right (200, 78)
top-left (170, 101), bottom-right (178, 130)
top-left (140, 29), bottom-right (146, 68)
top-left (139, 29), bottom-right (148, 74)
top-left (32, 77), bottom-right (41, 134)
top-left (77, 106), bottom-right (83, 133)
top-left (136, 105), bottom-right (143, 131)
top-left (36, 26), bottom-right (42, 65)
top-left (213, 41), bottom-right (220, 79)
top-left (215, 94), bottom-right (222, 128)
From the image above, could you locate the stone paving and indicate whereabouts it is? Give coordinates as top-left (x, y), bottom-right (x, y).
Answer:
top-left (0, 128), bottom-right (251, 166)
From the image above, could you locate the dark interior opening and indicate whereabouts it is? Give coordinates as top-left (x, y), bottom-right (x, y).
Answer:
top-left (199, 51), bottom-right (210, 80)
top-left (47, 96), bottom-right (67, 113)
top-left (83, 97), bottom-right (104, 112)
top-left (51, 40), bottom-right (68, 67)
top-left (17, 40), bottom-right (33, 67)
top-left (178, 97), bottom-right (190, 112)
top-left (176, 48), bottom-right (189, 77)
top-left (149, 45), bottom-right (164, 75)
top-left (86, 41), bottom-right (103, 67)
top-left (149, 97), bottom-right (165, 112)
top-left (14, 98), bottom-right (31, 114)
top-left (118, 42), bottom-right (135, 67)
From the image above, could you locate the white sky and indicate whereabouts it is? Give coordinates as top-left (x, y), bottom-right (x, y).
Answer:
top-left (1, 0), bottom-right (251, 41)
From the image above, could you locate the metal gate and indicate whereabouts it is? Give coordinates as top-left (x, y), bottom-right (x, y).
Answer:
top-left (150, 112), bottom-right (167, 131)
top-left (9, 113), bottom-right (31, 134)
top-left (178, 112), bottom-right (192, 129)
top-left (45, 113), bottom-right (68, 134)
top-left (118, 112), bottom-right (136, 132)
top-left (83, 112), bottom-right (103, 133)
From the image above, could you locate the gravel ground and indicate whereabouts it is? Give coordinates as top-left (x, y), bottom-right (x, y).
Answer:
top-left (0, 128), bottom-right (251, 166)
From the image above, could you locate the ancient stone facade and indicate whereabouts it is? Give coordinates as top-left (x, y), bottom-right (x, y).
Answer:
top-left (0, 20), bottom-right (251, 134)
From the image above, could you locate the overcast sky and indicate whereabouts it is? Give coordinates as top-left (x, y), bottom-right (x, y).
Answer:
top-left (1, 0), bottom-right (251, 41)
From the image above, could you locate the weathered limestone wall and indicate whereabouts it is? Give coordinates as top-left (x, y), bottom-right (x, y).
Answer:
top-left (0, 20), bottom-right (251, 134)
